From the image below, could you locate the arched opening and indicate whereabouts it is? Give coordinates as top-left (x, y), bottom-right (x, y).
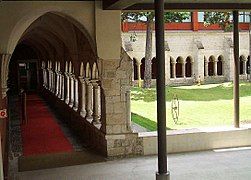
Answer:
top-left (247, 56), bottom-right (250, 74)
top-left (176, 57), bottom-right (183, 78)
top-left (185, 57), bottom-right (192, 77)
top-left (133, 58), bottom-right (138, 80)
top-left (152, 57), bottom-right (157, 79)
top-left (140, 58), bottom-right (145, 79)
top-left (217, 56), bottom-right (223, 76)
top-left (240, 55), bottom-right (245, 75)
top-left (7, 12), bottom-right (103, 167)
top-left (208, 56), bottom-right (215, 76)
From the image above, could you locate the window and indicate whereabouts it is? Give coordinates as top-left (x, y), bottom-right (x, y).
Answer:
top-left (239, 12), bottom-right (250, 23)
top-left (198, 12), bottom-right (204, 22)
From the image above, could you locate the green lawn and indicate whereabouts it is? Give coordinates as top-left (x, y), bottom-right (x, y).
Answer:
top-left (131, 81), bottom-right (251, 130)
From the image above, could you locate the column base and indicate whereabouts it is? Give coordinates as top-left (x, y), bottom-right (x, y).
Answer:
top-left (156, 171), bottom-right (170, 180)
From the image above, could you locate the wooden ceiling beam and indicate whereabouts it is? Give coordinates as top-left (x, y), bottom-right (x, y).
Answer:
top-left (103, 0), bottom-right (142, 10)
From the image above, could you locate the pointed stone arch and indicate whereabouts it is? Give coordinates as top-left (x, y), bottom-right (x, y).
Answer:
top-left (217, 55), bottom-right (224, 76)
top-left (176, 56), bottom-right (184, 78)
top-left (185, 56), bottom-right (193, 77)
top-left (208, 55), bottom-right (216, 76)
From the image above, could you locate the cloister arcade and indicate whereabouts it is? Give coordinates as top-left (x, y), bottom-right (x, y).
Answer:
top-left (132, 54), bottom-right (250, 85)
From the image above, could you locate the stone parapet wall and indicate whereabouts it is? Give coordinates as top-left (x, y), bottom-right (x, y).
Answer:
top-left (140, 126), bottom-right (251, 155)
top-left (106, 133), bottom-right (143, 157)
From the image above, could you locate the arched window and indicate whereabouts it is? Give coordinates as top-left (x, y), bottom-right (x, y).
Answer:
top-left (208, 56), bottom-right (215, 76)
top-left (247, 56), bottom-right (250, 74)
top-left (217, 56), bottom-right (223, 76)
top-left (152, 57), bottom-right (157, 79)
top-left (185, 57), bottom-right (192, 77)
top-left (240, 55), bottom-right (245, 75)
top-left (176, 57), bottom-right (183, 78)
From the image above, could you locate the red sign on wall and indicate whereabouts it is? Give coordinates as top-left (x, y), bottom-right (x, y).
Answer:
top-left (0, 109), bottom-right (7, 118)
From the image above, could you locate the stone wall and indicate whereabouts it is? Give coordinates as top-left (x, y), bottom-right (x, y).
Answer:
top-left (100, 48), bottom-right (144, 156)
top-left (123, 31), bottom-right (250, 85)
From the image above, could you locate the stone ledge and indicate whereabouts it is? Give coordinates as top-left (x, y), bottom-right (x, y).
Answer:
top-left (139, 125), bottom-right (251, 155)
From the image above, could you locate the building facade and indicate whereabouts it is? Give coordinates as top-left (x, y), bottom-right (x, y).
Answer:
top-left (122, 12), bottom-right (251, 86)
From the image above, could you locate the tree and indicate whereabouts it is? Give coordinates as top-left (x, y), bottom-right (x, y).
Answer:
top-left (122, 12), bottom-right (190, 88)
top-left (203, 12), bottom-right (232, 31)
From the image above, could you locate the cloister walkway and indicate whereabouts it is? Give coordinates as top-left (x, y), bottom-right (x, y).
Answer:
top-left (16, 148), bottom-right (251, 180)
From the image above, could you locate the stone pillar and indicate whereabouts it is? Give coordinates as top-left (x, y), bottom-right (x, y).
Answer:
top-left (73, 77), bottom-right (79, 111)
top-left (243, 60), bottom-right (247, 75)
top-left (224, 37), bottom-right (234, 81)
top-left (205, 61), bottom-right (208, 77)
top-left (182, 62), bottom-right (186, 78)
top-left (172, 62), bottom-right (176, 78)
top-left (214, 61), bottom-right (218, 76)
top-left (79, 77), bottom-right (86, 117)
top-left (61, 75), bottom-right (65, 101)
top-left (69, 74), bottom-right (75, 108)
top-left (65, 73), bottom-right (70, 104)
top-left (165, 53), bottom-right (170, 85)
top-left (1, 54), bottom-right (11, 98)
top-left (126, 90), bottom-right (132, 131)
top-left (92, 80), bottom-right (101, 125)
top-left (86, 79), bottom-right (93, 121)
top-left (57, 73), bottom-right (62, 98)
top-left (137, 62), bottom-right (141, 87)
top-left (55, 72), bottom-right (59, 96)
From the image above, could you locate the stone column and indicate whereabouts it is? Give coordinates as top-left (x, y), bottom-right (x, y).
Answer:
top-left (244, 60), bottom-right (247, 75)
top-left (86, 79), bottom-right (93, 121)
top-left (182, 62), bottom-right (186, 78)
top-left (126, 90), bottom-right (132, 131)
top-left (65, 73), bottom-right (70, 104)
top-left (205, 61), bottom-right (208, 77)
top-left (92, 80), bottom-right (101, 124)
top-left (57, 72), bottom-right (62, 98)
top-left (73, 77), bottom-right (79, 111)
top-left (69, 74), bottom-right (75, 108)
top-left (61, 75), bottom-right (65, 101)
top-left (1, 54), bottom-right (11, 98)
top-left (172, 62), bottom-right (176, 78)
top-left (214, 61), bottom-right (218, 76)
top-left (55, 71), bottom-right (59, 96)
top-left (79, 77), bottom-right (87, 117)
top-left (137, 62), bottom-right (141, 87)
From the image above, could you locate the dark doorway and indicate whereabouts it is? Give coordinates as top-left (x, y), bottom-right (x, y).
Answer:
top-left (18, 61), bottom-right (38, 91)
top-left (8, 44), bottom-right (39, 93)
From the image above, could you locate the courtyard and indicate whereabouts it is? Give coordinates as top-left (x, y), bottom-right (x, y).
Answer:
top-left (131, 81), bottom-right (251, 130)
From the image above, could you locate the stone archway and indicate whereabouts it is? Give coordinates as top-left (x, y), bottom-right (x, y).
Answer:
top-left (176, 56), bottom-right (183, 78)
top-left (208, 56), bottom-right (215, 76)
top-left (185, 56), bottom-right (192, 77)
top-left (217, 55), bottom-right (224, 76)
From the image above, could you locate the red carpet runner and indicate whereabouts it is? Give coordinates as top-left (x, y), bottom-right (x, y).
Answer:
top-left (21, 94), bottom-right (73, 156)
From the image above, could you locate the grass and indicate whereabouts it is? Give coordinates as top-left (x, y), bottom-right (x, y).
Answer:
top-left (131, 81), bottom-right (251, 131)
